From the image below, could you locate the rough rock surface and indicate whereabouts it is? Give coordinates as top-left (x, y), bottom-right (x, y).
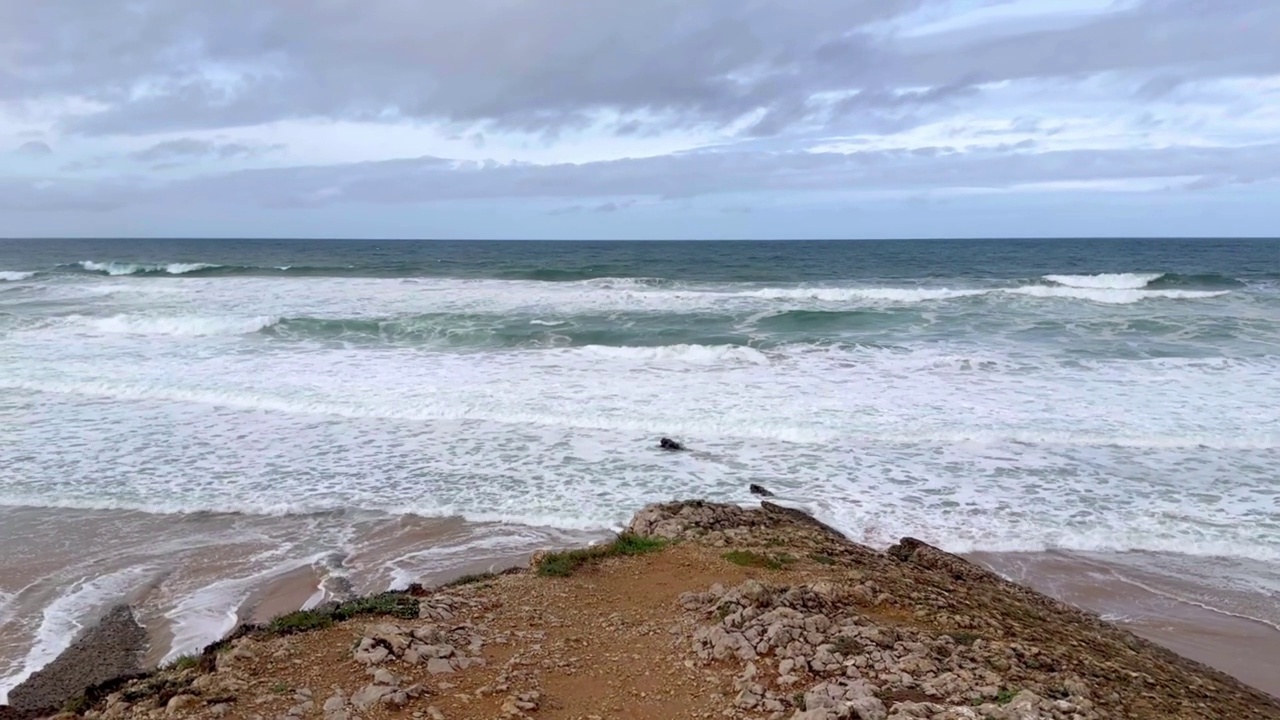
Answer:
top-left (29, 501), bottom-right (1280, 720)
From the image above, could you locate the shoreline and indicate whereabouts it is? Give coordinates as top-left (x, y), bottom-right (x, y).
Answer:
top-left (3, 499), bottom-right (1279, 719)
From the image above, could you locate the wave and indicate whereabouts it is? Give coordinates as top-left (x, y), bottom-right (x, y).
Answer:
top-left (0, 271), bottom-right (36, 282)
top-left (1043, 272), bottom-right (1249, 291)
top-left (1149, 273), bottom-right (1249, 290)
top-left (745, 287), bottom-right (988, 302)
top-left (84, 315), bottom-right (280, 337)
top-left (76, 261), bottom-right (222, 276)
top-left (1008, 286), bottom-right (1230, 304)
top-left (1043, 273), bottom-right (1165, 289)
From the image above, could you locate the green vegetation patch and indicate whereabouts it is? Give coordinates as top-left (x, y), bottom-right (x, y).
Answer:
top-left (536, 533), bottom-right (668, 577)
top-left (330, 592), bottom-right (419, 621)
top-left (163, 654), bottom-right (202, 671)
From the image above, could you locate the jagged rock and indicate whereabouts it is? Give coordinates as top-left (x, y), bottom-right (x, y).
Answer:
top-left (322, 692), bottom-right (347, 714)
top-left (165, 694), bottom-right (198, 715)
top-left (216, 638), bottom-right (259, 672)
top-left (1001, 691), bottom-right (1044, 720)
top-left (351, 684), bottom-right (399, 710)
top-left (426, 657), bottom-right (455, 675)
top-left (371, 668), bottom-right (400, 686)
top-left (353, 637), bottom-right (392, 665)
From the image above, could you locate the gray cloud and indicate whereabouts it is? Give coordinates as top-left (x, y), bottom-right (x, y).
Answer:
top-left (17, 0), bottom-right (1270, 140)
top-left (14, 140), bottom-right (53, 156)
top-left (127, 138), bottom-right (280, 162)
top-left (14, 141), bottom-right (1279, 213)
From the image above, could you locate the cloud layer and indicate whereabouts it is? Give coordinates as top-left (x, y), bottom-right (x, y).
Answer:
top-left (2, 0), bottom-right (1277, 237)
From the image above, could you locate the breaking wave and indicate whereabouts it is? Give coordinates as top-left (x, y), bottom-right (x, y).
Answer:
top-left (76, 261), bottom-right (222, 276)
top-left (0, 271), bottom-right (36, 282)
top-left (1044, 273), bottom-right (1165, 289)
top-left (1043, 272), bottom-right (1248, 291)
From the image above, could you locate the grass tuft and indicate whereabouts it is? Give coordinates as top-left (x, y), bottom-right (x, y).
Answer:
top-left (997, 689), bottom-right (1018, 705)
top-left (722, 550), bottom-right (794, 570)
top-left (331, 592), bottom-right (419, 621)
top-left (442, 572), bottom-right (498, 588)
top-left (536, 533), bottom-right (668, 577)
top-left (265, 609), bottom-right (333, 635)
top-left (808, 553), bottom-right (838, 565)
top-left (163, 654), bottom-right (202, 672)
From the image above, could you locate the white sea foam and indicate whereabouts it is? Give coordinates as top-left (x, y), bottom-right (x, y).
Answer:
top-left (0, 567), bottom-right (155, 703)
top-left (1043, 272), bottom-right (1165, 289)
top-left (0, 271), bottom-right (36, 282)
top-left (82, 314), bottom-right (279, 336)
top-left (78, 261), bottom-right (219, 276)
top-left (746, 287), bottom-right (989, 302)
top-left (1007, 285), bottom-right (1229, 304)
top-left (578, 343), bottom-right (772, 365)
top-left (161, 555), bottom-right (327, 664)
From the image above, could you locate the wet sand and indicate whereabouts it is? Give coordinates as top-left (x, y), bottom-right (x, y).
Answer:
top-left (2, 505), bottom-right (1278, 702)
top-left (974, 551), bottom-right (1280, 698)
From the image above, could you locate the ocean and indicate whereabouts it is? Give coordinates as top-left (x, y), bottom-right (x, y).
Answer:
top-left (1, 237), bottom-right (1278, 698)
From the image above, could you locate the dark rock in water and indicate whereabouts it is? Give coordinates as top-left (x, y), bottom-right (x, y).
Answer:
top-left (6, 604), bottom-right (147, 715)
top-left (658, 437), bottom-right (686, 451)
top-left (748, 483), bottom-right (775, 497)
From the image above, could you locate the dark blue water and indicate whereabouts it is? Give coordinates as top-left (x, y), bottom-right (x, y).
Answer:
top-left (2, 237), bottom-right (1276, 283)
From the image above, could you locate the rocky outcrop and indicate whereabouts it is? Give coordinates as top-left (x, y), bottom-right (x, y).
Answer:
top-left (26, 500), bottom-right (1280, 720)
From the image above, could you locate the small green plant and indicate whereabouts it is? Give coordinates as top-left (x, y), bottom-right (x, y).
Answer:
top-left (792, 693), bottom-right (806, 710)
top-left (716, 604), bottom-right (734, 620)
top-left (722, 550), bottom-right (793, 570)
top-left (265, 609), bottom-right (333, 635)
top-left (996, 689), bottom-right (1018, 705)
top-left (163, 653), bottom-right (202, 671)
top-left (808, 553), bottom-right (838, 565)
top-left (442, 571), bottom-right (497, 588)
top-left (271, 682), bottom-right (290, 695)
top-left (62, 694), bottom-right (91, 714)
top-left (536, 533), bottom-right (667, 577)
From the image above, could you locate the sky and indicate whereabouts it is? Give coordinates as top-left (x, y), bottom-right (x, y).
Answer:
top-left (1, 0), bottom-right (1278, 239)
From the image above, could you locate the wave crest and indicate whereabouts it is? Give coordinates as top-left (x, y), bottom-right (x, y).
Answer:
top-left (1043, 273), bottom-right (1165, 289)
top-left (84, 315), bottom-right (279, 336)
top-left (1010, 286), bottom-right (1229, 304)
top-left (0, 271), bottom-right (37, 282)
top-left (78, 261), bottom-right (221, 276)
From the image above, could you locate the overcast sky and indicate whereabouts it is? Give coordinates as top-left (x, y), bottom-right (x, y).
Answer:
top-left (2, 0), bottom-right (1277, 239)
